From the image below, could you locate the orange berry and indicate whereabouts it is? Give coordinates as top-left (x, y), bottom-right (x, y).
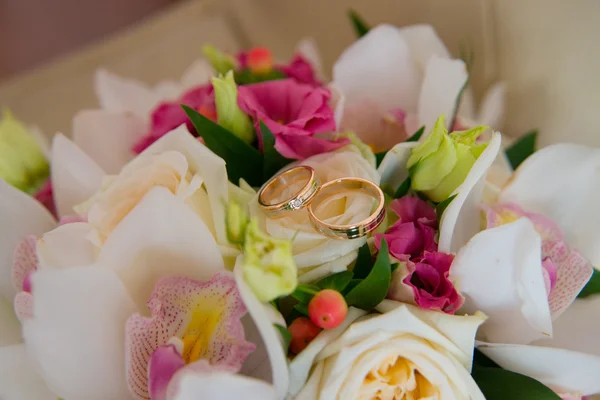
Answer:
top-left (289, 317), bottom-right (322, 354)
top-left (308, 289), bottom-right (348, 329)
top-left (247, 47), bottom-right (273, 75)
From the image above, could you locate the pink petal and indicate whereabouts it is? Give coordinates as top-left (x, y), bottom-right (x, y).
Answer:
top-left (542, 257), bottom-right (558, 295)
top-left (11, 235), bottom-right (38, 293)
top-left (125, 272), bottom-right (254, 400)
top-left (148, 344), bottom-right (186, 400)
top-left (13, 291), bottom-right (34, 322)
top-left (375, 223), bottom-right (423, 259)
top-left (279, 54), bottom-right (322, 87)
top-left (34, 180), bottom-right (57, 218)
top-left (486, 203), bottom-right (564, 242)
top-left (390, 196), bottom-right (437, 226)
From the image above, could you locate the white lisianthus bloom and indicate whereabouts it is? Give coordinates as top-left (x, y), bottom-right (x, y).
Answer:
top-left (249, 146), bottom-right (380, 283)
top-left (288, 300), bottom-right (486, 400)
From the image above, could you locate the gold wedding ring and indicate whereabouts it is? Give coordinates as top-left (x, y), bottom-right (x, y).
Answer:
top-left (258, 166), bottom-right (320, 218)
top-left (308, 177), bottom-right (385, 240)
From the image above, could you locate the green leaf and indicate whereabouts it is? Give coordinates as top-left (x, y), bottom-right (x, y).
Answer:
top-left (405, 126), bottom-right (425, 142)
top-left (273, 323), bottom-right (292, 352)
top-left (345, 240), bottom-right (392, 310)
top-left (342, 279), bottom-right (362, 296)
top-left (393, 177), bottom-right (411, 199)
top-left (391, 263), bottom-right (399, 273)
top-left (578, 269), bottom-right (600, 298)
top-left (260, 121), bottom-right (293, 181)
top-left (348, 9), bottom-right (370, 38)
top-left (473, 349), bottom-right (500, 368)
top-left (294, 303), bottom-right (309, 316)
top-left (375, 151), bottom-right (387, 167)
top-left (316, 270), bottom-right (354, 292)
top-left (353, 243), bottom-right (374, 279)
top-left (290, 284), bottom-right (320, 304)
top-left (472, 367), bottom-right (561, 400)
top-left (183, 106), bottom-right (263, 186)
top-left (506, 130), bottom-right (538, 169)
top-left (436, 194), bottom-right (457, 220)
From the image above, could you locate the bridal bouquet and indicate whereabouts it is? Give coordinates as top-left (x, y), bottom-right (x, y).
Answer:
top-left (1, 11), bottom-right (599, 400)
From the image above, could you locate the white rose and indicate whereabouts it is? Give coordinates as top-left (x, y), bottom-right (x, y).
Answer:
top-left (288, 300), bottom-right (486, 400)
top-left (250, 147), bottom-right (380, 283)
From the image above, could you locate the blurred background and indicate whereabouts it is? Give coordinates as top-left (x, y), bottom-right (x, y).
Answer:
top-left (1, 0), bottom-right (599, 146)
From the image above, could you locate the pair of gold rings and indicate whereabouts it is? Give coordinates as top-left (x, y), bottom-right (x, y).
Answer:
top-left (258, 166), bottom-right (385, 240)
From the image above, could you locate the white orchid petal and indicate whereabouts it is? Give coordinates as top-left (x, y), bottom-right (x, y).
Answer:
top-left (94, 68), bottom-right (163, 119)
top-left (377, 141), bottom-right (419, 191)
top-left (0, 179), bottom-right (56, 301)
top-left (233, 259), bottom-right (289, 399)
top-left (396, 24), bottom-right (451, 70)
top-left (288, 307), bottom-right (367, 396)
top-left (0, 344), bottom-right (56, 400)
top-left (500, 143), bottom-right (600, 269)
top-left (477, 82), bottom-right (506, 128)
top-left (417, 55), bottom-right (468, 133)
top-left (451, 219), bottom-right (552, 344)
top-left (333, 24), bottom-right (421, 112)
top-left (138, 125), bottom-right (229, 245)
top-left (22, 266), bottom-right (138, 400)
top-left (171, 371), bottom-right (276, 400)
top-left (51, 134), bottom-right (105, 218)
top-left (438, 132), bottom-right (501, 253)
top-left (97, 187), bottom-right (224, 311)
top-left (478, 342), bottom-right (600, 396)
top-left (72, 110), bottom-right (147, 174)
top-left (37, 223), bottom-right (96, 269)
top-left (0, 296), bottom-right (22, 346)
top-left (179, 58), bottom-right (215, 90)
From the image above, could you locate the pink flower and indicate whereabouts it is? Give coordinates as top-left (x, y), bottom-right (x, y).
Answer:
top-left (238, 51), bottom-right (321, 86)
top-left (133, 85), bottom-right (215, 154)
top-left (237, 79), bottom-right (347, 159)
top-left (374, 196), bottom-right (438, 260)
top-left (34, 180), bottom-right (57, 218)
top-left (389, 252), bottom-right (464, 314)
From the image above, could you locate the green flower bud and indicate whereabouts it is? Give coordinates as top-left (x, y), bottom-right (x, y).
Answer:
top-left (242, 219), bottom-right (297, 302)
top-left (202, 45), bottom-right (237, 75)
top-left (0, 110), bottom-right (48, 192)
top-left (211, 71), bottom-right (255, 144)
top-left (407, 115), bottom-right (488, 203)
top-left (226, 201), bottom-right (250, 245)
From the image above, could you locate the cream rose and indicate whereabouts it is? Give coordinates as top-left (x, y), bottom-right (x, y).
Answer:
top-left (250, 146), bottom-right (380, 283)
top-left (288, 300), bottom-right (486, 400)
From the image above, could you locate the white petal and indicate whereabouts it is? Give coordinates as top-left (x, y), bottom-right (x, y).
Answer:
top-left (478, 342), bottom-right (600, 396)
top-left (500, 143), bottom-right (600, 268)
top-left (438, 132), bottom-right (501, 253)
top-left (477, 82), bottom-right (506, 128)
top-left (377, 141), bottom-right (418, 192)
top-left (233, 259), bottom-right (289, 399)
top-left (0, 296), bottom-right (22, 346)
top-left (37, 223), bottom-right (96, 269)
top-left (296, 38), bottom-right (326, 80)
top-left (22, 266), bottom-right (138, 400)
top-left (51, 134), bottom-right (105, 218)
top-left (288, 307), bottom-right (367, 396)
top-left (0, 179), bottom-right (56, 301)
top-left (97, 187), bottom-right (224, 310)
top-left (417, 55), bottom-right (468, 133)
top-left (137, 125), bottom-right (229, 245)
top-left (333, 24), bottom-right (421, 112)
top-left (0, 344), bottom-right (56, 400)
top-left (328, 83), bottom-right (345, 129)
top-left (72, 109), bottom-right (147, 174)
top-left (396, 24), bottom-right (451, 71)
top-left (451, 219), bottom-right (552, 344)
top-left (179, 58), bottom-right (215, 89)
top-left (171, 371), bottom-right (276, 400)
top-left (94, 68), bottom-right (162, 119)
top-left (28, 125), bottom-right (51, 159)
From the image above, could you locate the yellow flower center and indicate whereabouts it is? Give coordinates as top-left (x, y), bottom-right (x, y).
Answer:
top-left (180, 306), bottom-right (222, 364)
top-left (360, 356), bottom-right (439, 400)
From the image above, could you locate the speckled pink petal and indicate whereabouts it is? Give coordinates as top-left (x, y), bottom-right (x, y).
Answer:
top-left (542, 257), bottom-right (557, 295)
top-left (543, 240), bottom-right (593, 319)
top-left (125, 272), bottom-right (255, 400)
top-left (13, 291), bottom-right (34, 322)
top-left (486, 202), bottom-right (564, 242)
top-left (11, 236), bottom-right (39, 292)
top-left (148, 344), bottom-right (186, 400)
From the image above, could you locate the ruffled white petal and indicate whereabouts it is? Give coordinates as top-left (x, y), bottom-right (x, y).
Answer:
top-left (500, 143), bottom-right (600, 269)
top-left (171, 370), bottom-right (276, 400)
top-left (451, 219), bottom-right (552, 344)
top-left (0, 344), bottom-right (56, 400)
top-left (37, 223), bottom-right (96, 269)
top-left (396, 24), bottom-right (451, 71)
top-left (0, 179), bottom-right (56, 301)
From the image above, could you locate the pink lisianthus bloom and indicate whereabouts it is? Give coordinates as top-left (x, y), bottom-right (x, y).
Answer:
top-left (374, 196), bottom-right (438, 261)
top-left (237, 79), bottom-right (348, 159)
top-left (133, 85), bottom-right (215, 154)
